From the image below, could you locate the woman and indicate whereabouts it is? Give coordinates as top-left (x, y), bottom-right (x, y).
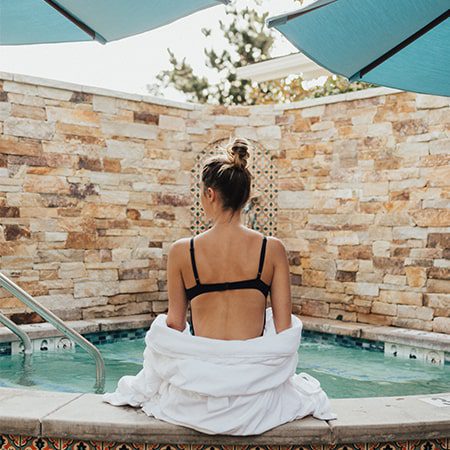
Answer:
top-left (166, 137), bottom-right (291, 340)
top-left (103, 137), bottom-right (337, 435)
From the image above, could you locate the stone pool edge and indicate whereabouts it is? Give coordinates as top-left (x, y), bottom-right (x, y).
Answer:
top-left (0, 386), bottom-right (449, 445)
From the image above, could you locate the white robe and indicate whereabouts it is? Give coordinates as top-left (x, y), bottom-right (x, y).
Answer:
top-left (102, 307), bottom-right (337, 435)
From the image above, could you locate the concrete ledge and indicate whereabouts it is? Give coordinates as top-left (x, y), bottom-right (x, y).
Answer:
top-left (40, 393), bottom-right (331, 445)
top-left (329, 393), bottom-right (450, 443)
top-left (0, 314), bottom-right (154, 343)
top-left (360, 326), bottom-right (450, 354)
top-left (298, 315), bottom-right (450, 353)
top-left (274, 86), bottom-right (403, 111)
top-left (0, 388), bottom-right (81, 436)
top-left (1, 387), bottom-right (449, 444)
top-left (95, 314), bottom-right (155, 332)
top-left (298, 315), bottom-right (375, 338)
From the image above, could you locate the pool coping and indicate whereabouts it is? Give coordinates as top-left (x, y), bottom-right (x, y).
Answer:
top-left (1, 313), bottom-right (449, 354)
top-left (0, 386), bottom-right (449, 444)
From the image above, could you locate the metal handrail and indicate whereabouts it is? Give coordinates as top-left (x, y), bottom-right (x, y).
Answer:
top-left (0, 311), bottom-right (32, 355)
top-left (0, 271), bottom-right (105, 392)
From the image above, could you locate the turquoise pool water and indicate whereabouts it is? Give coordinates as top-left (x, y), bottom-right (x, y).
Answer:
top-left (0, 335), bottom-right (449, 398)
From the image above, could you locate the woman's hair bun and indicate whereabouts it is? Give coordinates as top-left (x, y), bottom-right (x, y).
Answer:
top-left (226, 138), bottom-right (250, 170)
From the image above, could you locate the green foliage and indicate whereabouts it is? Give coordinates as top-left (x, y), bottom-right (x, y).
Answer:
top-left (149, 1), bottom-right (275, 105)
top-left (309, 75), bottom-right (373, 99)
top-left (148, 0), bottom-right (373, 105)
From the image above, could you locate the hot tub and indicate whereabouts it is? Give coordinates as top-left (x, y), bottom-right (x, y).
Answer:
top-left (0, 314), bottom-right (449, 448)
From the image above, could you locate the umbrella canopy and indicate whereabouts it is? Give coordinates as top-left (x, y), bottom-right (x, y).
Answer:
top-left (0, 0), bottom-right (230, 45)
top-left (267, 0), bottom-right (450, 97)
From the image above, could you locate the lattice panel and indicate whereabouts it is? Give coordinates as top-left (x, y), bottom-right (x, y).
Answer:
top-left (190, 138), bottom-right (277, 236)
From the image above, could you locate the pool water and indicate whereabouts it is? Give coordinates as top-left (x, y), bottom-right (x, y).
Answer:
top-left (0, 336), bottom-right (449, 398)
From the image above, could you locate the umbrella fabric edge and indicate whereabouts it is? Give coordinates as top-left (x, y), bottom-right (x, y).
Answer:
top-left (266, 0), bottom-right (336, 28)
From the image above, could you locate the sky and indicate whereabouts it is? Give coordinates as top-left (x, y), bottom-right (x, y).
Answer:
top-left (0, 0), bottom-right (307, 102)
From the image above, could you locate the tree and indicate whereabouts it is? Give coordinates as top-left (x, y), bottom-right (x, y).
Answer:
top-left (148, 0), bottom-right (373, 105)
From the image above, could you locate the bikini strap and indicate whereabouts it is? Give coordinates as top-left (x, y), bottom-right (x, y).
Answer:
top-left (257, 236), bottom-right (267, 279)
top-left (190, 237), bottom-right (200, 285)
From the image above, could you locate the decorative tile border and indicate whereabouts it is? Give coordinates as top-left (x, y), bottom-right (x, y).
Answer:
top-left (301, 329), bottom-right (385, 352)
top-left (0, 328), bottom-right (148, 356)
top-left (301, 330), bottom-right (450, 365)
top-left (0, 342), bottom-right (11, 356)
top-left (0, 434), bottom-right (22, 450)
top-left (82, 328), bottom-right (148, 346)
top-left (0, 436), bottom-right (448, 450)
top-left (0, 328), bottom-right (385, 356)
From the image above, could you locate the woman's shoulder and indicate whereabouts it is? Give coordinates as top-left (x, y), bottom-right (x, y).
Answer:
top-left (183, 230), bottom-right (207, 244)
top-left (243, 231), bottom-right (287, 258)
top-left (266, 235), bottom-right (285, 247)
top-left (265, 235), bottom-right (287, 260)
top-left (168, 237), bottom-right (192, 257)
top-left (170, 233), bottom-right (206, 252)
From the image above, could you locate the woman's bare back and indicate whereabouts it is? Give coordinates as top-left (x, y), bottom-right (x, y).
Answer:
top-left (180, 228), bottom-right (291, 339)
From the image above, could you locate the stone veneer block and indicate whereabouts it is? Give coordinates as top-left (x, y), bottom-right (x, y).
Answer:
top-left (0, 387), bottom-right (81, 436)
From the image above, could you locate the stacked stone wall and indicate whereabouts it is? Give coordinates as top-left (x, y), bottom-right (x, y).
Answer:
top-left (276, 93), bottom-right (449, 334)
top-left (0, 76), bottom-right (202, 322)
top-left (0, 73), bottom-right (448, 333)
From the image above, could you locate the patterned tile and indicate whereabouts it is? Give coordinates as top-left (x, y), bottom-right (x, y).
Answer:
top-left (0, 342), bottom-right (12, 356)
top-left (236, 447), bottom-right (280, 450)
top-left (327, 443), bottom-right (366, 450)
top-left (83, 328), bottom-right (148, 347)
top-left (22, 437), bottom-right (60, 450)
top-left (279, 446), bottom-right (322, 450)
top-left (103, 443), bottom-right (144, 450)
top-left (1, 438), bottom-right (450, 450)
top-left (146, 446), bottom-right (190, 450)
top-left (301, 331), bottom-right (384, 353)
top-left (367, 442), bottom-right (408, 450)
top-left (0, 435), bottom-right (22, 450)
top-left (59, 439), bottom-right (102, 450)
top-left (191, 445), bottom-right (233, 450)
top-left (408, 439), bottom-right (448, 450)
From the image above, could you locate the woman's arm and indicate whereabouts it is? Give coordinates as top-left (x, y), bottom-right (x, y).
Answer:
top-left (165, 239), bottom-right (188, 332)
top-left (269, 237), bottom-right (292, 333)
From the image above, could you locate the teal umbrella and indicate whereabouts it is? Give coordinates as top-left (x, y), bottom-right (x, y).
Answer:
top-left (0, 0), bottom-right (229, 45)
top-left (267, 0), bottom-right (450, 97)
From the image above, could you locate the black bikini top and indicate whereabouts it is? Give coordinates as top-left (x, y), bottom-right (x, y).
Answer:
top-left (185, 236), bottom-right (271, 302)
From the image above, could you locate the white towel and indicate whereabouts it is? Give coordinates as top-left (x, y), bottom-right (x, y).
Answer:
top-left (102, 307), bottom-right (337, 435)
